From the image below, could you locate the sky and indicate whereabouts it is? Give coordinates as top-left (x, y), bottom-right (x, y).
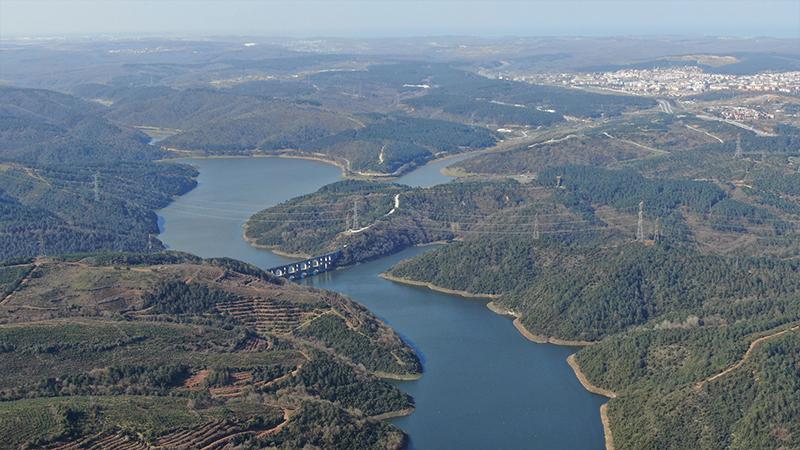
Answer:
top-left (1, 0), bottom-right (798, 38)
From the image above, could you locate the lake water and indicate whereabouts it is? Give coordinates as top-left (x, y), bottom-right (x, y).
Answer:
top-left (158, 156), bottom-right (606, 450)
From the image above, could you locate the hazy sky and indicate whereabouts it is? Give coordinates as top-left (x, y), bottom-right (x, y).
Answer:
top-left (1, 0), bottom-right (798, 38)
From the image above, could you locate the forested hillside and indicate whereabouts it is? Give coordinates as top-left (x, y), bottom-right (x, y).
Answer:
top-left (0, 162), bottom-right (197, 260)
top-left (0, 87), bottom-right (199, 261)
top-left (575, 291), bottom-right (800, 449)
top-left (247, 156), bottom-right (798, 449)
top-left (297, 114), bottom-right (497, 174)
top-left (106, 88), bottom-right (358, 153)
top-left (452, 112), bottom-right (800, 179)
top-left (0, 254), bottom-right (419, 448)
top-left (92, 83), bottom-right (499, 175)
top-left (244, 179), bottom-right (574, 265)
top-left (404, 74), bottom-right (656, 126)
top-left (389, 240), bottom-right (800, 336)
top-left (451, 133), bottom-right (654, 176)
top-left (246, 146), bottom-right (798, 265)
top-left (0, 87), bottom-right (163, 163)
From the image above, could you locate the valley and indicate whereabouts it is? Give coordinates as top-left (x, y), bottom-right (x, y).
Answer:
top-left (1, 33), bottom-right (799, 449)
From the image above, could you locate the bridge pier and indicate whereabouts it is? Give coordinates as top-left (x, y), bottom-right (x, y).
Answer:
top-left (266, 251), bottom-right (341, 280)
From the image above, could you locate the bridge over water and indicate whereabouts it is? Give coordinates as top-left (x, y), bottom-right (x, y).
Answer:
top-left (266, 250), bottom-right (341, 280)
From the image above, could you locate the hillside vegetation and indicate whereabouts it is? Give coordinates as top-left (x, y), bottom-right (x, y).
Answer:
top-left (0, 87), bottom-right (201, 261)
top-left (0, 254), bottom-right (420, 448)
top-left (0, 86), bottom-right (163, 163)
top-left (98, 84), bottom-right (499, 175)
top-left (402, 67), bottom-right (656, 126)
top-left (0, 162), bottom-right (197, 260)
top-left (245, 105), bottom-right (800, 449)
top-left (244, 178), bottom-right (570, 265)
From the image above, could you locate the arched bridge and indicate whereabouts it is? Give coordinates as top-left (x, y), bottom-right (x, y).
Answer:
top-left (266, 251), bottom-right (341, 280)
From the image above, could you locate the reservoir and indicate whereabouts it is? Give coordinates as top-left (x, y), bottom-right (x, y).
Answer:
top-left (158, 156), bottom-right (606, 449)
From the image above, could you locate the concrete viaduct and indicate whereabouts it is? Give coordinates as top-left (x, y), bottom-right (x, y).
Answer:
top-left (266, 251), bottom-right (341, 280)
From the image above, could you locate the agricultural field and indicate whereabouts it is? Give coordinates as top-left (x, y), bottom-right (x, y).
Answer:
top-left (0, 253), bottom-right (418, 448)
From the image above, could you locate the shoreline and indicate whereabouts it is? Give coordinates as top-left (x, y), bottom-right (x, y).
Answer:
top-left (486, 301), bottom-right (596, 347)
top-left (380, 271), bottom-right (616, 450)
top-left (161, 149), bottom-right (434, 180)
top-left (566, 354), bottom-right (617, 450)
top-left (241, 223), bottom-right (311, 259)
top-left (513, 317), bottom-right (596, 347)
top-left (600, 404), bottom-right (615, 450)
top-left (161, 149), bottom-right (358, 176)
top-left (369, 407), bottom-right (415, 421)
top-left (566, 354), bottom-right (617, 399)
top-left (489, 300), bottom-right (615, 450)
top-left (159, 144), bottom-right (505, 182)
top-left (373, 370), bottom-right (423, 382)
top-left (379, 273), bottom-right (499, 299)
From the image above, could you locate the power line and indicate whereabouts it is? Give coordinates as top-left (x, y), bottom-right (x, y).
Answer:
top-left (735, 133), bottom-right (743, 159)
top-left (352, 199), bottom-right (359, 230)
top-left (93, 172), bottom-right (100, 202)
top-left (166, 204), bottom-right (800, 230)
top-left (38, 229), bottom-right (46, 257)
top-left (654, 217), bottom-right (662, 243)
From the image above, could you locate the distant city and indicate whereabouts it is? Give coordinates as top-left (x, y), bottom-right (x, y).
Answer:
top-left (502, 66), bottom-right (800, 97)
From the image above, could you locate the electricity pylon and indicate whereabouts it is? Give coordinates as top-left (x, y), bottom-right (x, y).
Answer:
top-left (636, 201), bottom-right (645, 242)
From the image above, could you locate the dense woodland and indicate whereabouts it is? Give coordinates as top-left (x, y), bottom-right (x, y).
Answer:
top-left (0, 162), bottom-right (197, 260)
top-left (0, 87), bottom-right (199, 261)
top-left (245, 178), bottom-right (561, 264)
top-left (0, 87), bottom-right (163, 163)
top-left (379, 110), bottom-right (800, 448)
top-left (298, 114), bottom-right (497, 173)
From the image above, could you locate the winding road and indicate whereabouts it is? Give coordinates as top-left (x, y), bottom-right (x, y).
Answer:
top-left (695, 322), bottom-right (800, 389)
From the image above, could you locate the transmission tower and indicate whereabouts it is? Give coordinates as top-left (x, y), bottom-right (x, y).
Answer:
top-left (93, 172), bottom-right (100, 202)
top-left (636, 201), bottom-right (645, 242)
top-left (352, 199), bottom-right (359, 230)
top-left (653, 217), bottom-right (661, 243)
top-left (147, 233), bottom-right (153, 252)
top-left (533, 214), bottom-right (540, 240)
top-left (38, 229), bottom-right (46, 257)
top-left (735, 134), bottom-right (743, 159)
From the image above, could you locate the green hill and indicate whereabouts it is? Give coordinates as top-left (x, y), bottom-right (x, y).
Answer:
top-left (0, 254), bottom-right (419, 448)
top-left (0, 87), bottom-right (163, 163)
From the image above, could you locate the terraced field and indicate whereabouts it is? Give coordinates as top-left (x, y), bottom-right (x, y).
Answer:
top-left (0, 254), bottom-right (418, 449)
top-left (216, 297), bottom-right (321, 335)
